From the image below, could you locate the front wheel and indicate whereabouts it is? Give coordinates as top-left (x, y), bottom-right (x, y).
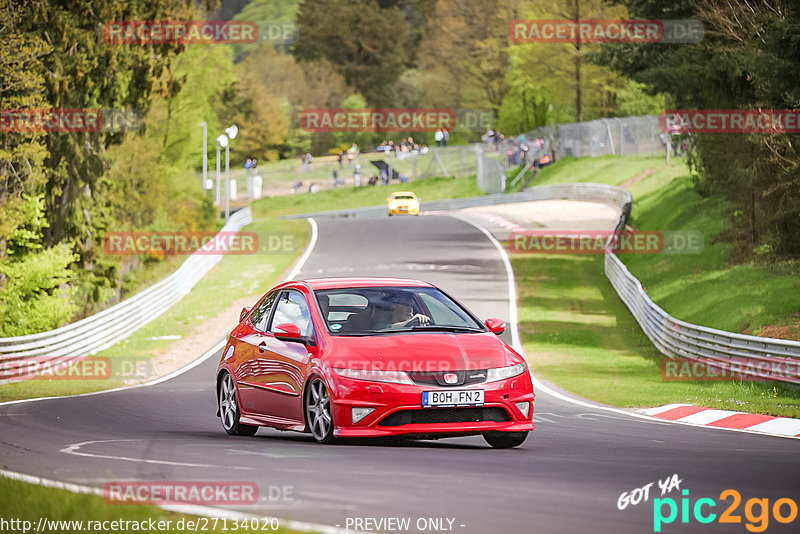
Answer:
top-left (305, 377), bottom-right (335, 443)
top-left (219, 372), bottom-right (258, 436)
top-left (483, 431), bottom-right (528, 449)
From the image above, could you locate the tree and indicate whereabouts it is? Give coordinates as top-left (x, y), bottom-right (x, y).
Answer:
top-left (293, 0), bottom-right (411, 106)
top-left (418, 0), bottom-right (517, 116)
top-left (602, 0), bottom-right (800, 256)
top-left (17, 0), bottom-right (212, 255)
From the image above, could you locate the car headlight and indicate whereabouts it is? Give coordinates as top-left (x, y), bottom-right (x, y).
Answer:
top-left (334, 368), bottom-right (414, 385)
top-left (485, 362), bottom-right (526, 383)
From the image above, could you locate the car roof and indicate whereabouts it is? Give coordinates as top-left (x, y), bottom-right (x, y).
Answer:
top-left (390, 191), bottom-right (416, 197)
top-left (301, 277), bottom-right (434, 290)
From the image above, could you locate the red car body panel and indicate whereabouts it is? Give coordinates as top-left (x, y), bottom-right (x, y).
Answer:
top-left (216, 277), bottom-right (535, 439)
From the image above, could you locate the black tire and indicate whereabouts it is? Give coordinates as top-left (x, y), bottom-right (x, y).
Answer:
top-left (218, 372), bottom-right (259, 436)
top-left (483, 431), bottom-right (528, 449)
top-left (305, 377), bottom-right (335, 443)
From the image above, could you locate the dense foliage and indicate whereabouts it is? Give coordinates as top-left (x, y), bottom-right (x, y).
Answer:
top-left (1, 0), bottom-right (796, 336)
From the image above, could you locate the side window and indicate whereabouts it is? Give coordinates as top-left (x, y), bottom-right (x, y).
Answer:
top-left (249, 291), bottom-right (278, 332)
top-left (270, 291), bottom-right (313, 337)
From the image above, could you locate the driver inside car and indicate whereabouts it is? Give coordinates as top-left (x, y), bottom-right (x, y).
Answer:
top-left (376, 294), bottom-right (430, 329)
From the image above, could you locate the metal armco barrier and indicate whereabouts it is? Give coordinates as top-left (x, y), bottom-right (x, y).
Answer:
top-left (598, 188), bottom-right (800, 384)
top-left (0, 208), bottom-right (254, 378)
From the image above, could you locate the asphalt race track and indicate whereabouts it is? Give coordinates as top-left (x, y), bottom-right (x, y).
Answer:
top-left (1, 214), bottom-right (798, 533)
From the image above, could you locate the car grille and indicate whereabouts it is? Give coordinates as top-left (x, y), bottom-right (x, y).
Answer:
top-left (379, 407), bottom-right (510, 426)
top-left (407, 370), bottom-right (488, 387)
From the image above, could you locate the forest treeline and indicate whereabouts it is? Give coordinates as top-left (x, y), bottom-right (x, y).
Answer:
top-left (0, 0), bottom-right (796, 336)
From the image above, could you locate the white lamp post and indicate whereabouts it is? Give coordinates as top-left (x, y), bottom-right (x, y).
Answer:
top-left (215, 133), bottom-right (228, 208)
top-left (223, 125), bottom-right (238, 222)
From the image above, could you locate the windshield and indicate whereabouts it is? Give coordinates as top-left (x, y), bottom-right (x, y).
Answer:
top-left (315, 286), bottom-right (484, 335)
top-left (392, 195), bottom-right (415, 200)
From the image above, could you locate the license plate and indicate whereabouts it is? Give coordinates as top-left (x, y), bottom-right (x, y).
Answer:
top-left (399, 207), bottom-right (408, 212)
top-left (422, 389), bottom-right (484, 407)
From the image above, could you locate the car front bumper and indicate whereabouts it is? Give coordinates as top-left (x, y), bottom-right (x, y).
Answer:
top-left (329, 374), bottom-right (535, 437)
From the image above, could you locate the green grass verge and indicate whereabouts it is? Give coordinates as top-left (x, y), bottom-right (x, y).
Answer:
top-left (0, 218), bottom-right (309, 403)
top-left (251, 175), bottom-right (484, 218)
top-left (0, 475), bottom-right (301, 534)
top-left (514, 155), bottom-right (800, 417)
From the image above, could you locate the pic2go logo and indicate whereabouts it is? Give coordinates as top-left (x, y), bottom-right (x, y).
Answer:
top-left (653, 489), bottom-right (798, 532)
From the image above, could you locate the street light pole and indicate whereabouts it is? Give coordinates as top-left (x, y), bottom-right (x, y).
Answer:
top-left (225, 142), bottom-right (230, 221)
top-left (223, 125), bottom-right (238, 223)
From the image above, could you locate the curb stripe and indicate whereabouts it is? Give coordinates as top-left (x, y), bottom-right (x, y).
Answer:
top-left (707, 413), bottom-right (776, 429)
top-left (651, 405), bottom-right (708, 420)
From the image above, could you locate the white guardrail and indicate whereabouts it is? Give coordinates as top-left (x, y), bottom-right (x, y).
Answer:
top-left (591, 186), bottom-right (800, 384)
top-left (524, 185), bottom-right (800, 384)
top-left (0, 207), bottom-right (253, 380)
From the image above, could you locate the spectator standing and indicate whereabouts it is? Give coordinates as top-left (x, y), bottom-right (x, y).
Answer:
top-left (244, 158), bottom-right (253, 176)
top-left (443, 129), bottom-right (449, 147)
top-left (337, 151), bottom-right (343, 168)
top-left (353, 163), bottom-right (361, 186)
top-left (434, 128), bottom-right (444, 147)
top-left (305, 152), bottom-right (313, 172)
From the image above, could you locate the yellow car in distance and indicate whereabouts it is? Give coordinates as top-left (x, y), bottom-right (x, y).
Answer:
top-left (387, 191), bottom-right (420, 216)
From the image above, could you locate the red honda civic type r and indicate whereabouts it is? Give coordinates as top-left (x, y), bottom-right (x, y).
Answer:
top-left (216, 277), bottom-right (535, 448)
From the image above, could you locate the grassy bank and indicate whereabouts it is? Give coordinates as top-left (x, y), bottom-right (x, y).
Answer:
top-left (252, 174), bottom-right (483, 218)
top-left (0, 475), bottom-right (299, 534)
top-left (514, 155), bottom-right (800, 417)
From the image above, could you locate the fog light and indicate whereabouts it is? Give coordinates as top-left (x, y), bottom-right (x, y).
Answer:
top-left (352, 407), bottom-right (375, 424)
top-left (515, 401), bottom-right (530, 418)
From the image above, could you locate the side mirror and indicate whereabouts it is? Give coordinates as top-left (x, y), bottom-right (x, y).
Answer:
top-left (485, 318), bottom-right (506, 335)
top-left (274, 323), bottom-right (304, 342)
top-left (240, 306), bottom-right (252, 323)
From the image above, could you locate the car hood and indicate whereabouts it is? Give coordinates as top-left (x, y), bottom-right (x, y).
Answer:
top-left (325, 332), bottom-right (518, 372)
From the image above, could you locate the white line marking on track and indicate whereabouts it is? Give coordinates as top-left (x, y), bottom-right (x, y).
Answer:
top-left (60, 439), bottom-right (229, 468)
top-left (286, 217), bottom-right (318, 281)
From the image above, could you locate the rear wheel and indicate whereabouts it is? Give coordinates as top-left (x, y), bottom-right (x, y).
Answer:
top-left (218, 372), bottom-right (258, 436)
top-left (483, 431), bottom-right (528, 449)
top-left (305, 378), bottom-right (334, 443)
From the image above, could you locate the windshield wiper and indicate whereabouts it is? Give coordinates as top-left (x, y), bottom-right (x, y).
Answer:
top-left (409, 325), bottom-right (483, 333)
